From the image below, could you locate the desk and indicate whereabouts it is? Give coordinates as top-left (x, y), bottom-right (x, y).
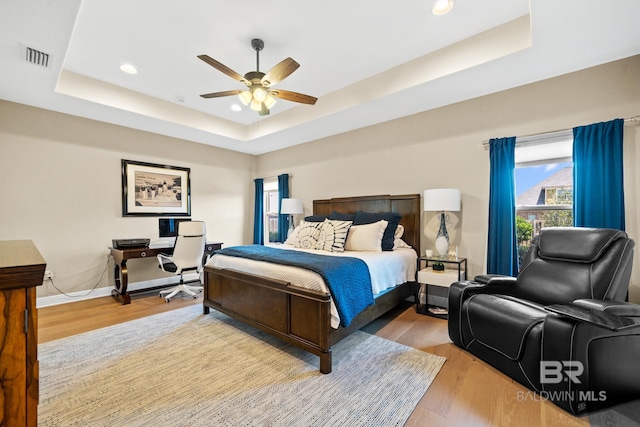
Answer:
top-left (110, 242), bottom-right (222, 304)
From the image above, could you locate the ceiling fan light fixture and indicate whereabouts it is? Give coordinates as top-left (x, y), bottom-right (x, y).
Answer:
top-left (252, 87), bottom-right (267, 102)
top-left (432, 0), bottom-right (454, 15)
top-left (238, 90), bottom-right (252, 105)
top-left (249, 99), bottom-right (263, 112)
top-left (263, 94), bottom-right (276, 109)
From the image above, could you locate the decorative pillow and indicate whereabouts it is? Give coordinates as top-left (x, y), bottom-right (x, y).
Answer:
top-left (316, 219), bottom-right (353, 253)
top-left (353, 211), bottom-right (401, 251)
top-left (344, 220), bottom-right (388, 252)
top-left (293, 220), bottom-right (324, 249)
top-left (329, 211), bottom-right (356, 222)
top-left (304, 215), bottom-right (328, 223)
top-left (393, 238), bottom-right (412, 249)
top-left (284, 224), bottom-right (301, 245)
top-left (394, 224), bottom-right (405, 239)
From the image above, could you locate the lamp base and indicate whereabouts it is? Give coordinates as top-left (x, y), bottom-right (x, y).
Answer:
top-left (435, 211), bottom-right (450, 256)
top-left (435, 235), bottom-right (449, 257)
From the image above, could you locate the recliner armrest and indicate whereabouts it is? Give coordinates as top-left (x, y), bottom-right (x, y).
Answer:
top-left (573, 299), bottom-right (640, 317)
top-left (473, 274), bottom-right (516, 285)
top-left (546, 302), bottom-right (640, 331)
top-left (448, 279), bottom-right (519, 347)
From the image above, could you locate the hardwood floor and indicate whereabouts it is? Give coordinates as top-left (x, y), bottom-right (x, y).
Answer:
top-left (38, 293), bottom-right (589, 427)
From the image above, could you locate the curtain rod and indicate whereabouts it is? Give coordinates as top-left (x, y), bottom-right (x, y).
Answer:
top-left (259, 174), bottom-right (292, 181)
top-left (481, 115), bottom-right (640, 146)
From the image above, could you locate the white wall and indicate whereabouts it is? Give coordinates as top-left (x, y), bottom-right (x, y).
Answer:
top-left (256, 55), bottom-right (640, 302)
top-left (0, 101), bottom-right (255, 298)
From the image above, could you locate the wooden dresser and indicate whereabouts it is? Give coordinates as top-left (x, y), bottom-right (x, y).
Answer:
top-left (0, 240), bottom-right (46, 427)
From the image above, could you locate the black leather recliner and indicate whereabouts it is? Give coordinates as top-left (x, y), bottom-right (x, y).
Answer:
top-left (449, 227), bottom-right (639, 415)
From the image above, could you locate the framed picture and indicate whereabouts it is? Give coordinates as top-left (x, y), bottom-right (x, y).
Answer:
top-left (121, 159), bottom-right (191, 216)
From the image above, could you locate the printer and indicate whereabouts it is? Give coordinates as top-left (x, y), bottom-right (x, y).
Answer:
top-left (112, 238), bottom-right (150, 249)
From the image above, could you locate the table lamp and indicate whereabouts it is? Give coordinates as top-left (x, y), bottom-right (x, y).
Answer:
top-left (423, 189), bottom-right (461, 257)
top-left (280, 198), bottom-right (303, 238)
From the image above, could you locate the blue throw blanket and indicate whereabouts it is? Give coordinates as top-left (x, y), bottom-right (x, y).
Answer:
top-left (215, 245), bottom-right (374, 327)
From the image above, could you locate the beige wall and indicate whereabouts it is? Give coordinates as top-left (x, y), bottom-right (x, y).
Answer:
top-left (2, 56), bottom-right (639, 303)
top-left (257, 55), bottom-right (640, 302)
top-left (0, 101), bottom-right (255, 297)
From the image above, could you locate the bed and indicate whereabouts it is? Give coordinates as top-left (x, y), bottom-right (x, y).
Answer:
top-left (202, 194), bottom-right (421, 373)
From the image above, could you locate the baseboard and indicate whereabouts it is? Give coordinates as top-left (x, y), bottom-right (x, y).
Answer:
top-left (36, 273), bottom-right (200, 308)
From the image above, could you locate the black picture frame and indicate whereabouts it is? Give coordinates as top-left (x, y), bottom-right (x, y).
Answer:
top-left (121, 159), bottom-right (191, 217)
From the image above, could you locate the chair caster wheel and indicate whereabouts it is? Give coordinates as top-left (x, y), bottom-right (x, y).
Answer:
top-left (193, 295), bottom-right (197, 299)
top-left (165, 298), bottom-right (171, 303)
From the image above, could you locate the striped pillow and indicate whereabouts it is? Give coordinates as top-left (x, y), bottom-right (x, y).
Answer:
top-left (316, 219), bottom-right (353, 253)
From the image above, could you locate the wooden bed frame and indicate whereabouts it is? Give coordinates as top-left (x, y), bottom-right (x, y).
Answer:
top-left (203, 194), bottom-right (421, 373)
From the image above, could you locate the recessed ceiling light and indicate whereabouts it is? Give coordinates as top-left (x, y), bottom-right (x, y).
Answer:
top-left (230, 104), bottom-right (242, 112)
top-left (119, 63), bottom-right (138, 74)
top-left (432, 0), bottom-right (454, 15)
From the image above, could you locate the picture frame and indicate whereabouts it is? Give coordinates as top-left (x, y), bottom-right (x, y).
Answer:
top-left (121, 159), bottom-right (191, 216)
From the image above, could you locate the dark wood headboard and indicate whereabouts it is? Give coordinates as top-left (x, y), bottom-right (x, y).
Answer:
top-left (313, 194), bottom-right (421, 254)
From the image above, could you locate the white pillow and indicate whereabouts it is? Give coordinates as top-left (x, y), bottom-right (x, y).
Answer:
top-left (394, 224), bottom-right (405, 239)
top-left (316, 219), bottom-right (353, 253)
top-left (284, 224), bottom-right (301, 245)
top-left (393, 238), bottom-right (412, 249)
top-left (344, 220), bottom-right (388, 252)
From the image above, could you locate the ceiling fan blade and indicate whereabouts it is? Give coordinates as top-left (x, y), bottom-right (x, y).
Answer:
top-left (261, 58), bottom-right (299, 87)
top-left (200, 90), bottom-right (244, 99)
top-left (270, 89), bottom-right (317, 105)
top-left (197, 55), bottom-right (248, 85)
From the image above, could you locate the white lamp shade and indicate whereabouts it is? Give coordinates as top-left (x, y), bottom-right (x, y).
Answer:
top-left (423, 189), bottom-right (461, 212)
top-left (280, 198), bottom-right (303, 215)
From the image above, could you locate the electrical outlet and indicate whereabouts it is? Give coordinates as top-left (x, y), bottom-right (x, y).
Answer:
top-left (44, 270), bottom-right (54, 280)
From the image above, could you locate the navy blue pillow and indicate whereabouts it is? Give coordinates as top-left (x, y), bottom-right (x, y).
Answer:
top-left (329, 211), bottom-right (356, 221)
top-left (353, 211), bottom-right (401, 251)
top-left (304, 215), bottom-right (328, 222)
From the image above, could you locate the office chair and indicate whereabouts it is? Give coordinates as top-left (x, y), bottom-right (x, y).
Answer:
top-left (157, 221), bottom-right (207, 302)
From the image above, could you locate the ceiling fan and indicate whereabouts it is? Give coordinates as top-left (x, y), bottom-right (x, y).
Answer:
top-left (198, 39), bottom-right (317, 116)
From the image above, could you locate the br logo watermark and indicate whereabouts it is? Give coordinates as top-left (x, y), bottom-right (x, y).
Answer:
top-left (540, 361), bottom-right (583, 384)
top-left (516, 361), bottom-right (607, 405)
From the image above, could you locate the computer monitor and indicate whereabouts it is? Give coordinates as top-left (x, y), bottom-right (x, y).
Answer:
top-left (158, 218), bottom-right (191, 238)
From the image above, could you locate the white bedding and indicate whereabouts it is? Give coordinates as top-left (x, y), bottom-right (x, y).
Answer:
top-left (206, 244), bottom-right (417, 328)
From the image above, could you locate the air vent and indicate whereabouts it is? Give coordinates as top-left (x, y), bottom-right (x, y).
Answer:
top-left (25, 47), bottom-right (50, 67)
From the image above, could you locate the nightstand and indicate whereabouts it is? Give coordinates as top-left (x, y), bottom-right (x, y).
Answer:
top-left (415, 256), bottom-right (467, 319)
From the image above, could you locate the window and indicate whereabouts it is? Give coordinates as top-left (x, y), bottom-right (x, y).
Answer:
top-left (515, 130), bottom-right (573, 261)
top-left (263, 180), bottom-right (280, 243)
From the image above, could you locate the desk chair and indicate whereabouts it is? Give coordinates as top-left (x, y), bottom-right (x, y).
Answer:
top-left (157, 221), bottom-right (206, 302)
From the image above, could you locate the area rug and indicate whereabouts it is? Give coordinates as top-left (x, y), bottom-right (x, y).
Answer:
top-left (39, 304), bottom-right (445, 427)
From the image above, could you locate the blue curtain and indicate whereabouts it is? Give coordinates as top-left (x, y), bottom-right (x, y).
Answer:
top-left (253, 178), bottom-right (264, 244)
top-left (277, 174), bottom-right (290, 242)
top-left (487, 137), bottom-right (519, 276)
top-left (573, 119), bottom-right (625, 230)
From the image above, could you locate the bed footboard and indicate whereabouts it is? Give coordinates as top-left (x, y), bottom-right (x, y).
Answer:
top-left (203, 266), bottom-right (335, 373)
top-left (203, 265), bottom-right (417, 374)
